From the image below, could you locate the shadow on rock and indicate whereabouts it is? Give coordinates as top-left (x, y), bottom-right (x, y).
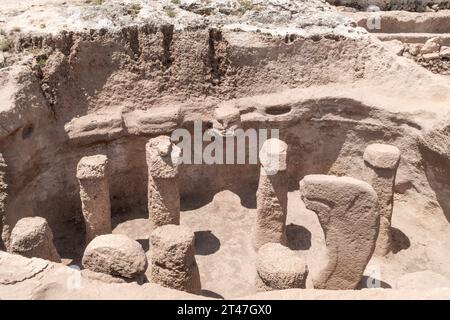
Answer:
top-left (194, 230), bottom-right (221, 255)
top-left (391, 227), bottom-right (410, 254)
top-left (286, 224), bottom-right (312, 250)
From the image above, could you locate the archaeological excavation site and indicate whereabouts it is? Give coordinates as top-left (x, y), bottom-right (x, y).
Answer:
top-left (0, 0), bottom-right (450, 301)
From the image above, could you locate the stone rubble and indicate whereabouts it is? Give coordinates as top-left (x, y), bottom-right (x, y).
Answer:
top-left (396, 36), bottom-right (450, 75)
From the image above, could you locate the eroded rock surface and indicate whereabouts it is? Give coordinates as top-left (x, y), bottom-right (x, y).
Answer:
top-left (146, 136), bottom-right (181, 231)
top-left (150, 224), bottom-right (201, 294)
top-left (82, 234), bottom-right (147, 280)
top-left (77, 155), bottom-right (111, 243)
top-left (256, 243), bottom-right (308, 291)
top-left (0, 250), bottom-right (48, 285)
top-left (9, 216), bottom-right (61, 262)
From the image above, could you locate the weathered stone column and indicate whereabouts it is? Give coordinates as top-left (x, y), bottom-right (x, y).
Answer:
top-left (9, 216), bottom-right (61, 262)
top-left (150, 224), bottom-right (201, 294)
top-left (76, 155), bottom-right (111, 244)
top-left (146, 136), bottom-right (181, 231)
top-left (363, 143), bottom-right (401, 256)
top-left (256, 243), bottom-right (308, 291)
top-left (253, 138), bottom-right (288, 250)
top-left (300, 175), bottom-right (379, 290)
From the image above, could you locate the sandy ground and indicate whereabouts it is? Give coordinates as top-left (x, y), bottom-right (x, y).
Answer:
top-left (114, 190), bottom-right (328, 298)
top-left (55, 189), bottom-right (324, 298)
top-left (53, 188), bottom-right (450, 299)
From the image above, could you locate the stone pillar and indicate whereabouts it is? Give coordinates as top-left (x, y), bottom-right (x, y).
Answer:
top-left (9, 216), bottom-right (61, 262)
top-left (150, 224), bottom-right (201, 294)
top-left (253, 138), bottom-right (288, 250)
top-left (256, 243), bottom-right (308, 291)
top-left (146, 136), bottom-right (181, 231)
top-left (299, 175), bottom-right (379, 290)
top-left (76, 155), bottom-right (111, 244)
top-left (363, 143), bottom-right (401, 256)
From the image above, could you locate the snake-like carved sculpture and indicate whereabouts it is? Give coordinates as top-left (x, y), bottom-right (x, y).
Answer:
top-left (299, 175), bottom-right (379, 290)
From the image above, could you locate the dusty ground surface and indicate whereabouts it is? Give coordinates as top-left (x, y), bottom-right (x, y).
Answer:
top-left (1, 0), bottom-right (450, 300)
top-left (53, 188), bottom-right (449, 299)
top-left (112, 190), bottom-right (323, 298)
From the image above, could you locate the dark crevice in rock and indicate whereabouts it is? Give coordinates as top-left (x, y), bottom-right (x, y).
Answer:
top-left (122, 26), bottom-right (141, 59)
top-left (161, 24), bottom-right (174, 69)
top-left (207, 28), bottom-right (229, 86)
